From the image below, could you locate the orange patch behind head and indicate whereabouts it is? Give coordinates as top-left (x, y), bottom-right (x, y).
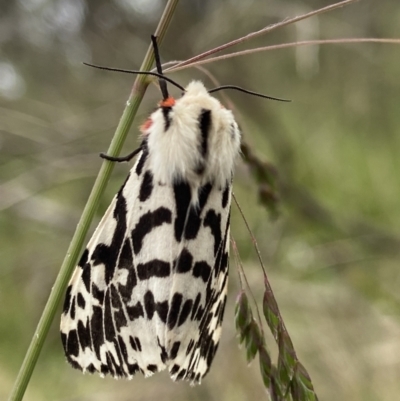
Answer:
top-left (140, 118), bottom-right (153, 134)
top-left (159, 97), bottom-right (176, 107)
top-left (140, 97), bottom-right (176, 135)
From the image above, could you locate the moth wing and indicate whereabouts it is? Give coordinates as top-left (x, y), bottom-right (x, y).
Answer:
top-left (60, 151), bottom-right (176, 378)
top-left (164, 183), bottom-right (232, 383)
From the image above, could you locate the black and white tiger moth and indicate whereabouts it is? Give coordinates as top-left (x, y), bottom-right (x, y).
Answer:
top-left (60, 37), bottom-right (240, 385)
top-left (60, 36), bottom-right (284, 384)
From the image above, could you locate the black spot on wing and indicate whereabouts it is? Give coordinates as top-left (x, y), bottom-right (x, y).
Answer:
top-left (128, 363), bottom-right (139, 375)
top-left (77, 318), bottom-right (91, 350)
top-left (167, 292), bottom-right (183, 330)
top-left (144, 291), bottom-right (170, 323)
top-left (191, 293), bottom-right (201, 320)
top-left (222, 183), bottom-right (230, 209)
top-left (91, 305), bottom-right (104, 359)
top-left (131, 207), bottom-right (172, 254)
top-left (162, 106), bottom-right (172, 131)
top-left (198, 310), bottom-right (213, 341)
top-left (178, 299), bottom-right (193, 327)
top-left (106, 349), bottom-right (123, 376)
top-left (86, 363), bottom-right (96, 373)
top-left (193, 261), bottom-right (212, 283)
top-left (175, 248), bottom-right (193, 273)
top-left (91, 283), bottom-right (104, 302)
top-left (139, 170), bottom-right (154, 202)
top-left (204, 281), bottom-right (214, 305)
top-left (127, 301), bottom-right (144, 321)
top-left (205, 339), bottom-right (218, 373)
top-left (112, 351), bottom-right (124, 377)
top-left (113, 190), bottom-right (128, 224)
top-left (137, 259), bottom-right (170, 280)
top-left (173, 181), bottom-right (191, 242)
top-left (91, 191), bottom-right (128, 284)
top-left (144, 290), bottom-right (155, 319)
top-left (198, 183), bottom-right (213, 208)
top-left (158, 338), bottom-right (168, 363)
top-left (186, 339), bottom-right (195, 355)
top-left (204, 209), bottom-right (222, 256)
top-left (81, 264), bottom-right (91, 293)
top-left (135, 141), bottom-right (148, 176)
top-left (118, 269), bottom-right (137, 301)
top-left (70, 297), bottom-right (76, 319)
top-left (100, 364), bottom-right (109, 375)
top-left (184, 183), bottom-right (213, 239)
top-left (65, 329), bottom-right (79, 357)
top-left (170, 364), bottom-right (179, 375)
top-left (214, 213), bottom-right (230, 277)
top-left (104, 290), bottom-right (115, 341)
top-left (147, 364), bottom-right (158, 373)
top-left (170, 341), bottom-right (181, 359)
top-left (90, 244), bottom-right (109, 267)
top-left (218, 250), bottom-right (229, 276)
top-left (117, 334), bottom-right (131, 368)
top-left (111, 284), bottom-right (127, 331)
top-left (105, 353), bottom-right (115, 376)
top-left (77, 293), bottom-right (86, 309)
top-left (60, 332), bottom-right (67, 353)
top-left (62, 285), bottom-right (72, 313)
top-left (78, 248), bottom-right (89, 268)
top-left (176, 369), bottom-right (187, 380)
top-left (173, 182), bottom-right (213, 241)
top-left (117, 239), bottom-right (137, 300)
top-left (118, 238), bottom-right (133, 270)
top-left (194, 306), bottom-right (204, 322)
top-left (66, 353), bottom-right (82, 371)
top-left (156, 300), bottom-right (169, 323)
top-left (217, 295), bottom-right (227, 326)
top-left (129, 336), bottom-right (142, 352)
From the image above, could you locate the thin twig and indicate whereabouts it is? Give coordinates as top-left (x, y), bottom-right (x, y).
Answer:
top-left (168, 38), bottom-right (400, 73)
top-left (231, 238), bottom-right (244, 289)
top-left (231, 235), bottom-right (264, 334)
top-left (233, 193), bottom-right (268, 277)
top-left (232, 194), bottom-right (266, 333)
top-left (165, 0), bottom-right (360, 72)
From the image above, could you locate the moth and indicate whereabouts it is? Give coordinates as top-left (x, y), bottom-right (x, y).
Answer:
top-left (60, 35), bottom-right (285, 384)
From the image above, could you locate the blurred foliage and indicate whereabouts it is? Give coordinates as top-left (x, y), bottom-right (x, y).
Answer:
top-left (1, 0), bottom-right (400, 400)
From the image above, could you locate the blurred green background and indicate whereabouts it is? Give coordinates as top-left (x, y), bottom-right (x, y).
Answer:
top-left (1, 0), bottom-right (400, 400)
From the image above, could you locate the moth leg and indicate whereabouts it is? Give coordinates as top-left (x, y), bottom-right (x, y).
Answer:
top-left (100, 147), bottom-right (142, 163)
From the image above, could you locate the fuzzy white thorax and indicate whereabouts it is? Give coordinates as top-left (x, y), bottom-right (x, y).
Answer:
top-left (145, 81), bottom-right (241, 192)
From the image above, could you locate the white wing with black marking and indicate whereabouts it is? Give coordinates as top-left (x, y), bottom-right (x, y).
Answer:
top-left (60, 81), bottom-right (241, 383)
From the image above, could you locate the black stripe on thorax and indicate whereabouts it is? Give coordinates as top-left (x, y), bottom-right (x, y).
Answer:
top-left (161, 106), bottom-right (172, 131)
top-left (195, 109), bottom-right (211, 175)
top-left (199, 109), bottom-right (211, 157)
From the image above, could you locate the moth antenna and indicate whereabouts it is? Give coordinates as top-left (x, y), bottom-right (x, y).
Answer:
top-left (151, 35), bottom-right (169, 100)
top-left (83, 62), bottom-right (185, 92)
top-left (208, 85), bottom-right (290, 102)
